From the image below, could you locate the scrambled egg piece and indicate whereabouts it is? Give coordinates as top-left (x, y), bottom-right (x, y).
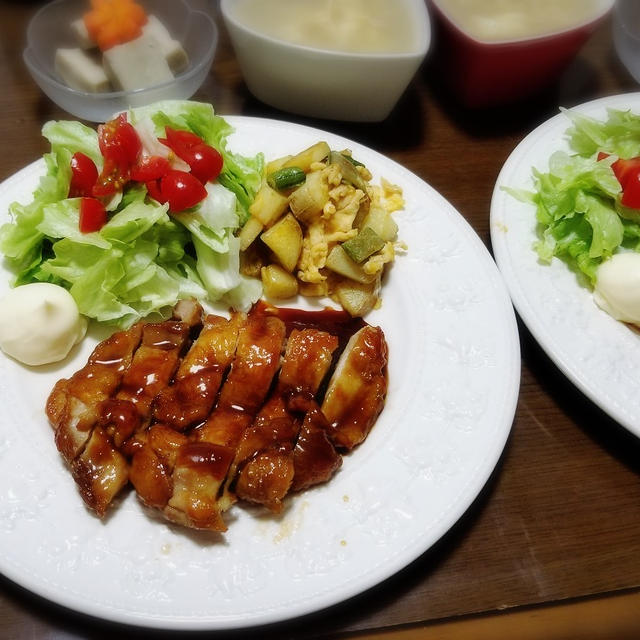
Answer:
top-left (363, 241), bottom-right (395, 275)
top-left (371, 177), bottom-right (405, 213)
top-left (297, 165), bottom-right (365, 283)
top-left (296, 156), bottom-right (403, 292)
top-left (298, 221), bottom-right (328, 283)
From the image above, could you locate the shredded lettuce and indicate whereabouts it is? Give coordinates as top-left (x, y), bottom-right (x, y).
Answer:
top-left (0, 100), bottom-right (264, 327)
top-left (506, 108), bottom-right (640, 284)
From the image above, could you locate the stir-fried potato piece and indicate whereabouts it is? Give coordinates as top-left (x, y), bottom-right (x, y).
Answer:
top-left (282, 141), bottom-right (330, 172)
top-left (299, 281), bottom-right (329, 297)
top-left (325, 246), bottom-right (377, 284)
top-left (266, 154), bottom-right (293, 175)
top-left (249, 184), bottom-right (289, 226)
top-left (261, 264), bottom-right (299, 299)
top-left (260, 213), bottom-right (303, 272)
top-left (238, 216), bottom-right (264, 251)
top-left (359, 204), bottom-right (398, 242)
top-left (333, 276), bottom-right (380, 317)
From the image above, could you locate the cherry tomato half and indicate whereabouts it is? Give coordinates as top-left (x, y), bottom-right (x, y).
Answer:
top-left (69, 152), bottom-right (99, 198)
top-left (179, 143), bottom-right (223, 183)
top-left (79, 197), bottom-right (107, 233)
top-left (98, 113), bottom-right (141, 166)
top-left (621, 169), bottom-right (640, 209)
top-left (613, 158), bottom-right (640, 190)
top-left (160, 127), bottom-right (204, 152)
top-left (145, 179), bottom-right (166, 204)
top-left (93, 113), bottom-right (142, 196)
top-left (597, 152), bottom-right (640, 190)
top-left (160, 170), bottom-right (207, 212)
top-left (130, 156), bottom-right (171, 182)
top-left (159, 127), bottom-right (223, 183)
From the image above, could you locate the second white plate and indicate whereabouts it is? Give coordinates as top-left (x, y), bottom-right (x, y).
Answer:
top-left (491, 92), bottom-right (640, 438)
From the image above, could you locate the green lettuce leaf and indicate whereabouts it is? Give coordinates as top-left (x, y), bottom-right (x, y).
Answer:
top-left (564, 107), bottom-right (640, 159)
top-left (507, 110), bottom-right (640, 285)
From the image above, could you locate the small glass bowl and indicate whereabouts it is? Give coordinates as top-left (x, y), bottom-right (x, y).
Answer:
top-left (23, 0), bottom-right (218, 122)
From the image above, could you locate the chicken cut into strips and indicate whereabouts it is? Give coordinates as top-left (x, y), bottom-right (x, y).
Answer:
top-left (164, 312), bottom-right (286, 530)
top-left (321, 325), bottom-right (388, 450)
top-left (214, 312), bottom-right (286, 414)
top-left (46, 323), bottom-right (143, 463)
top-left (129, 424), bottom-right (188, 510)
top-left (232, 328), bottom-right (339, 512)
top-left (291, 404), bottom-right (342, 492)
top-left (231, 418), bottom-right (298, 512)
top-left (165, 442), bottom-right (236, 530)
top-left (75, 320), bottom-right (191, 515)
top-left (152, 313), bottom-right (242, 431)
top-left (104, 320), bottom-right (191, 450)
top-left (71, 426), bottom-right (129, 516)
top-left (46, 299), bottom-right (391, 532)
top-left (129, 312), bottom-right (243, 529)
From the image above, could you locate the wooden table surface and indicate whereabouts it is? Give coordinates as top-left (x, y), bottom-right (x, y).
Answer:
top-left (1, 2), bottom-right (640, 638)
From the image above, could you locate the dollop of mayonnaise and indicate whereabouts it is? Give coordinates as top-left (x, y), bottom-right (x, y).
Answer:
top-left (593, 253), bottom-right (640, 325)
top-left (0, 283), bottom-right (87, 366)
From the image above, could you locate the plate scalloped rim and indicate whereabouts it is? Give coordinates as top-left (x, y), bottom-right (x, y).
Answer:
top-left (0, 115), bottom-right (520, 630)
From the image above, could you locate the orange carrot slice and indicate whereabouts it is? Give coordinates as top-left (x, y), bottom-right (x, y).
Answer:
top-left (84, 0), bottom-right (148, 51)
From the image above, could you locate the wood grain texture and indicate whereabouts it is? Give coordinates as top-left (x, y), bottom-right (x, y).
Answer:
top-left (0, 1), bottom-right (639, 638)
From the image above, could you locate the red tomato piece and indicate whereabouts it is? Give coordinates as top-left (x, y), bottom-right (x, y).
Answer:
top-left (98, 113), bottom-right (141, 166)
top-left (94, 113), bottom-right (142, 195)
top-left (621, 169), bottom-right (640, 209)
top-left (612, 157), bottom-right (640, 189)
top-left (145, 179), bottom-right (166, 204)
top-left (160, 170), bottom-right (207, 212)
top-left (180, 143), bottom-right (224, 183)
top-left (92, 156), bottom-right (122, 197)
top-left (79, 197), bottom-right (107, 233)
top-left (69, 152), bottom-right (99, 197)
top-left (159, 127), bottom-right (223, 184)
top-left (597, 152), bottom-right (640, 208)
top-left (130, 156), bottom-right (171, 182)
top-left (160, 127), bottom-right (204, 153)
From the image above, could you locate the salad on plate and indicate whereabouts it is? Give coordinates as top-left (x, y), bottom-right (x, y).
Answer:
top-left (507, 106), bottom-right (640, 326)
top-left (0, 100), bottom-right (264, 331)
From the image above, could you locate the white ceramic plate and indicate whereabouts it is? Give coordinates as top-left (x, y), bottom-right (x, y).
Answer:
top-left (491, 93), bottom-right (640, 438)
top-left (0, 116), bottom-right (519, 630)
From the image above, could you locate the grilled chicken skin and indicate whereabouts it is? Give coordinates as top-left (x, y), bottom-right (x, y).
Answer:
top-left (46, 301), bottom-right (388, 531)
top-left (130, 312), bottom-right (242, 523)
top-left (151, 313), bottom-right (241, 432)
top-left (321, 325), bottom-right (388, 450)
top-left (46, 323), bottom-right (143, 463)
top-left (292, 404), bottom-right (343, 492)
top-left (79, 319), bottom-right (191, 515)
top-left (165, 311), bottom-right (286, 530)
top-left (231, 328), bottom-right (339, 511)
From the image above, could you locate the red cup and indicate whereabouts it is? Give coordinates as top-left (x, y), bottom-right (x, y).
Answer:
top-left (427, 0), bottom-right (614, 108)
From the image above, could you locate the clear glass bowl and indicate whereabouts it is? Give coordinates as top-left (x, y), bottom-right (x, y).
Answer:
top-left (23, 0), bottom-right (218, 122)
